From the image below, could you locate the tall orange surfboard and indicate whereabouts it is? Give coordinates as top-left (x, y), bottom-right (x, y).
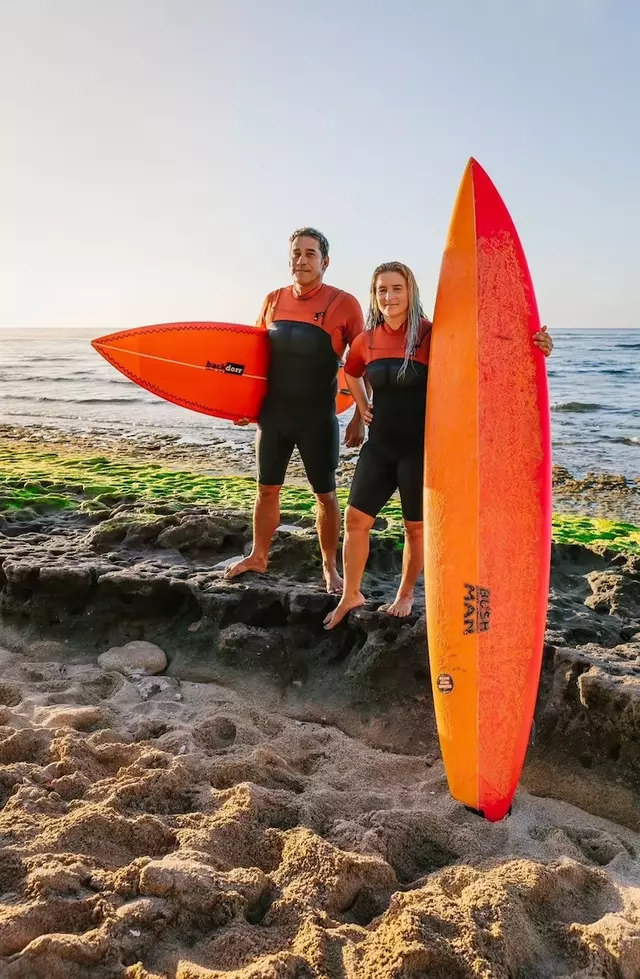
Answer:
top-left (424, 159), bottom-right (552, 821)
top-left (92, 322), bottom-right (354, 423)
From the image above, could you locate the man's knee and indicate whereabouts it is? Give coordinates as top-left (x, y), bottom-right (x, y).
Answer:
top-left (315, 490), bottom-right (338, 508)
top-left (345, 505), bottom-right (375, 532)
top-left (257, 483), bottom-right (281, 502)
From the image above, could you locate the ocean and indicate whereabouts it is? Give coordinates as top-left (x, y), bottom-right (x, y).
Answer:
top-left (0, 327), bottom-right (638, 480)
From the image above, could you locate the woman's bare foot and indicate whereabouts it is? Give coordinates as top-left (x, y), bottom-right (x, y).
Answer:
top-left (323, 564), bottom-right (343, 595)
top-left (223, 553), bottom-right (268, 580)
top-left (379, 592), bottom-right (414, 617)
top-left (323, 592), bottom-right (365, 629)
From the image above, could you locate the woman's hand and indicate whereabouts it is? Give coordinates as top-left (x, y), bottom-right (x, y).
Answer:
top-left (534, 325), bottom-right (553, 357)
top-left (344, 374), bottom-right (372, 434)
top-left (360, 402), bottom-right (373, 425)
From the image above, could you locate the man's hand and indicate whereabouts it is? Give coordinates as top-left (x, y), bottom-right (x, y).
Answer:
top-left (233, 418), bottom-right (251, 426)
top-left (534, 325), bottom-right (553, 357)
top-left (344, 414), bottom-right (365, 448)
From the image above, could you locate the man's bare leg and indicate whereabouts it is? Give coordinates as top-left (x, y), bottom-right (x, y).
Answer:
top-left (315, 490), bottom-right (342, 593)
top-left (323, 506), bottom-right (374, 627)
top-left (224, 483), bottom-right (281, 579)
top-left (379, 519), bottom-right (423, 617)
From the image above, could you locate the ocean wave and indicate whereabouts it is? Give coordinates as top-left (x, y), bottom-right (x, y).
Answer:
top-left (0, 371), bottom-right (99, 383)
top-left (0, 394), bottom-right (155, 405)
top-left (570, 366), bottom-right (635, 375)
top-left (14, 356), bottom-right (73, 363)
top-left (607, 436), bottom-right (640, 447)
top-left (551, 402), bottom-right (607, 413)
top-left (616, 342), bottom-right (640, 349)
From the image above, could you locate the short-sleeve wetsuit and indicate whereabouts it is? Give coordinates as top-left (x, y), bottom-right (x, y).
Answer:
top-left (344, 318), bottom-right (432, 521)
top-left (255, 283), bottom-right (364, 494)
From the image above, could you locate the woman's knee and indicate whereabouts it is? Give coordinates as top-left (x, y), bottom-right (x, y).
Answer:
top-left (403, 519), bottom-right (423, 540)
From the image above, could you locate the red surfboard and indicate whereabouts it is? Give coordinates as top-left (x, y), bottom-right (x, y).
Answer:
top-left (424, 159), bottom-right (552, 821)
top-left (92, 321), bottom-right (354, 423)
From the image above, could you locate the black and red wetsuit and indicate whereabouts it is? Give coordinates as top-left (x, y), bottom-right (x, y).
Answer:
top-left (344, 318), bottom-right (432, 521)
top-left (256, 284), bottom-right (363, 493)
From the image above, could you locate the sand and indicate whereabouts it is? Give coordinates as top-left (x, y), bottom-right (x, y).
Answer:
top-left (0, 642), bottom-right (638, 979)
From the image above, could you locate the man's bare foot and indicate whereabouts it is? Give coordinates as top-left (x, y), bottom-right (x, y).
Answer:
top-left (323, 565), bottom-right (343, 595)
top-left (223, 554), bottom-right (268, 580)
top-left (379, 593), bottom-right (414, 617)
top-left (323, 592), bottom-right (365, 629)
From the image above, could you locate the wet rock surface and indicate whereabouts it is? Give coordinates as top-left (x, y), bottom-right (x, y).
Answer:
top-left (552, 465), bottom-right (640, 523)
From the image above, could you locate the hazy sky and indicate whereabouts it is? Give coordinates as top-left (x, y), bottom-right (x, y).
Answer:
top-left (2, 0), bottom-right (638, 330)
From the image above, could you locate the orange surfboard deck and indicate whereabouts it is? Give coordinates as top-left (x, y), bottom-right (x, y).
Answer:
top-left (424, 159), bottom-right (552, 821)
top-left (92, 322), bottom-right (354, 423)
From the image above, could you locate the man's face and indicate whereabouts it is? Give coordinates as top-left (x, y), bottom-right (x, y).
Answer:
top-left (289, 236), bottom-right (328, 287)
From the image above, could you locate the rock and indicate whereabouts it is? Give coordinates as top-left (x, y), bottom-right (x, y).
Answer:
top-left (267, 528), bottom-right (322, 575)
top-left (585, 571), bottom-right (640, 619)
top-left (79, 499), bottom-right (110, 513)
top-left (217, 623), bottom-right (287, 673)
top-left (216, 584), bottom-right (289, 628)
top-left (547, 603), bottom-right (627, 648)
top-left (534, 642), bottom-right (640, 791)
top-left (37, 565), bottom-right (93, 599)
top-left (157, 515), bottom-right (246, 553)
top-left (87, 513), bottom-right (176, 551)
top-left (1, 560), bottom-right (40, 587)
top-left (96, 566), bottom-right (200, 622)
top-left (345, 611), bottom-right (429, 694)
top-left (98, 640), bottom-right (167, 677)
top-left (135, 675), bottom-right (180, 701)
top-left (0, 647), bottom-right (19, 670)
top-left (582, 472), bottom-right (628, 491)
top-left (288, 588), bottom-right (335, 623)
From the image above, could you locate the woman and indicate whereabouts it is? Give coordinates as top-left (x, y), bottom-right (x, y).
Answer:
top-left (324, 262), bottom-right (553, 630)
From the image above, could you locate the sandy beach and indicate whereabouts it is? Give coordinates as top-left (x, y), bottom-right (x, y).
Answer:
top-left (1, 422), bottom-right (639, 977)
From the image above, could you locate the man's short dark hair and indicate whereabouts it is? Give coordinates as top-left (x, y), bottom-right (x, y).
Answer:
top-left (289, 227), bottom-right (330, 260)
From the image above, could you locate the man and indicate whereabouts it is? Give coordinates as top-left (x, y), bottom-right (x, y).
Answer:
top-left (225, 228), bottom-right (365, 592)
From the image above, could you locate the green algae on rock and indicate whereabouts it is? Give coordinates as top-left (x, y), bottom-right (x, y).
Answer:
top-left (1, 445), bottom-right (639, 554)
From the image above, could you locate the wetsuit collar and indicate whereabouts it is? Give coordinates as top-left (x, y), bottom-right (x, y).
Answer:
top-left (381, 318), bottom-right (407, 334)
top-left (292, 282), bottom-right (325, 301)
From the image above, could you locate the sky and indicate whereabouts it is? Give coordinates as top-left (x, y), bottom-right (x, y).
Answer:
top-left (1, 0), bottom-right (639, 331)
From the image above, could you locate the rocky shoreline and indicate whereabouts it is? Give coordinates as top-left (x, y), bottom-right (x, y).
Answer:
top-left (1, 495), bottom-right (638, 824)
top-left (3, 421), bottom-right (640, 522)
top-left (1, 424), bottom-right (639, 976)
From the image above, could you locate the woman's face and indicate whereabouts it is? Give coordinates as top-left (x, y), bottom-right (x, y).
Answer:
top-left (375, 271), bottom-right (409, 323)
